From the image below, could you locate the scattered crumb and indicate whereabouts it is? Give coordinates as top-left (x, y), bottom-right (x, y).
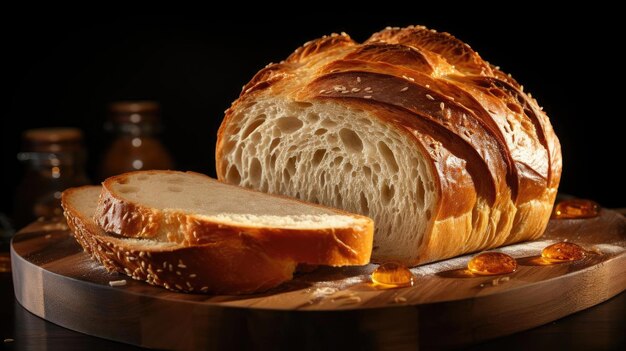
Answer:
top-left (108, 280), bottom-right (127, 287)
top-left (491, 276), bottom-right (511, 286)
top-left (479, 283), bottom-right (486, 288)
top-left (332, 295), bottom-right (361, 304)
top-left (331, 292), bottom-right (356, 302)
top-left (44, 234), bottom-right (52, 239)
top-left (316, 287), bottom-right (337, 295)
top-left (4, 338), bottom-right (14, 343)
top-left (394, 296), bottom-right (407, 303)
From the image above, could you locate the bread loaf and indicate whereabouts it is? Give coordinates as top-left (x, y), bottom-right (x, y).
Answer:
top-left (216, 25), bottom-right (562, 265)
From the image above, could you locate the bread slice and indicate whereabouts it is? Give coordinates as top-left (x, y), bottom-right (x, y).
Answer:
top-left (94, 171), bottom-right (374, 266)
top-left (62, 186), bottom-right (297, 294)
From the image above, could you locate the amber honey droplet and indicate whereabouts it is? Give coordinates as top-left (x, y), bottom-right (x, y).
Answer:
top-left (552, 199), bottom-right (599, 219)
top-left (468, 252), bottom-right (517, 276)
top-left (541, 242), bottom-right (586, 262)
top-left (371, 262), bottom-right (415, 288)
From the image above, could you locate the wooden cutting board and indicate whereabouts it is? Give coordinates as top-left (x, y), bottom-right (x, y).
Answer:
top-left (11, 209), bottom-right (626, 351)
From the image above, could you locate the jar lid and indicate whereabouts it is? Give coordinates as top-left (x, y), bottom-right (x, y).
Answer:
top-left (22, 128), bottom-right (84, 153)
top-left (108, 101), bottom-right (160, 124)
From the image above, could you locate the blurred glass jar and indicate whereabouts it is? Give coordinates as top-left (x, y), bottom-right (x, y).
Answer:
top-left (99, 101), bottom-right (174, 180)
top-left (14, 128), bottom-right (90, 228)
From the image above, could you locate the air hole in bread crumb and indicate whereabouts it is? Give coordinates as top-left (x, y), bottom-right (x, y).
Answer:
top-left (286, 157), bottom-right (297, 176)
top-left (363, 166), bottom-right (372, 178)
top-left (425, 209), bottom-right (432, 220)
top-left (320, 172), bottom-right (326, 187)
top-left (343, 163), bottom-right (353, 173)
top-left (321, 119), bottom-right (338, 128)
top-left (312, 149), bottom-right (326, 166)
top-left (360, 192), bottom-right (370, 214)
top-left (249, 158), bottom-right (262, 185)
top-left (270, 153), bottom-right (277, 169)
top-left (334, 185), bottom-right (343, 206)
top-left (306, 112), bottom-right (320, 122)
top-left (118, 185), bottom-right (139, 193)
top-left (269, 138), bottom-right (281, 152)
top-left (242, 116), bottom-right (266, 139)
top-left (416, 182), bottom-right (425, 208)
top-left (314, 128), bottom-right (327, 135)
top-left (166, 186), bottom-right (182, 192)
top-left (226, 166), bottom-right (241, 184)
top-left (381, 183), bottom-right (395, 204)
top-left (339, 128), bottom-right (364, 153)
top-left (276, 116), bottom-right (303, 133)
top-left (377, 141), bottom-right (399, 173)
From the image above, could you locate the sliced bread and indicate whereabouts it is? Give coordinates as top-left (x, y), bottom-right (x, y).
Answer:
top-left (62, 186), bottom-right (296, 294)
top-left (94, 171), bottom-right (374, 266)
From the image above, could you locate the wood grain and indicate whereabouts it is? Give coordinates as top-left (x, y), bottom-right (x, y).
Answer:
top-left (11, 210), bottom-right (626, 350)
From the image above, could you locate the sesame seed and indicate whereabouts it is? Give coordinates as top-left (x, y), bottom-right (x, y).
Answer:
top-left (440, 102), bottom-right (445, 110)
top-left (169, 264), bottom-right (173, 272)
top-left (364, 95), bottom-right (372, 99)
top-left (425, 84), bottom-right (430, 88)
top-left (186, 282), bottom-right (192, 288)
top-left (400, 87), bottom-right (409, 92)
top-left (139, 252), bottom-right (145, 258)
top-left (189, 274), bottom-right (197, 278)
top-left (176, 271), bottom-right (182, 276)
top-left (357, 77), bottom-right (361, 83)
top-left (108, 279), bottom-right (127, 287)
top-left (175, 284), bottom-right (183, 290)
top-left (394, 296), bottom-right (407, 303)
top-left (178, 264), bottom-right (187, 269)
top-left (201, 286), bottom-right (209, 292)
top-left (163, 261), bottom-right (167, 268)
top-left (426, 94), bottom-right (434, 100)
top-left (351, 88), bottom-right (360, 92)
top-left (319, 89), bottom-right (326, 94)
top-left (157, 269), bottom-right (163, 273)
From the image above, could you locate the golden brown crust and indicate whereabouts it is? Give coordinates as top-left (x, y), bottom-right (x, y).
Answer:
top-left (63, 186), bottom-right (296, 294)
top-left (94, 171), bottom-right (373, 266)
top-left (216, 25), bottom-right (562, 265)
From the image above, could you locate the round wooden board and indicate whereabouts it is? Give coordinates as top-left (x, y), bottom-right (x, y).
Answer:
top-left (11, 210), bottom-right (626, 350)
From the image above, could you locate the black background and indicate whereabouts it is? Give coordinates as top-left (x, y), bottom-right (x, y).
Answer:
top-left (3, 8), bottom-right (624, 225)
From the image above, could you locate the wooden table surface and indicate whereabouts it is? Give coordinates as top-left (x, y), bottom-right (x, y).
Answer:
top-left (1, 250), bottom-right (625, 351)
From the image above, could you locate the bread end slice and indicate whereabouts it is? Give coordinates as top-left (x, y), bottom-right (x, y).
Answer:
top-left (63, 186), bottom-right (296, 294)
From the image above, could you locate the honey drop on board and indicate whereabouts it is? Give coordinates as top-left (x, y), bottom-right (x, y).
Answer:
top-left (371, 262), bottom-right (415, 288)
top-left (552, 199), bottom-right (599, 219)
top-left (541, 242), bottom-right (586, 262)
top-left (467, 252), bottom-right (517, 276)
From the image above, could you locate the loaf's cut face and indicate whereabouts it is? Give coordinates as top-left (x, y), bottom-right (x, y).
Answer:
top-left (216, 26), bottom-right (562, 265)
